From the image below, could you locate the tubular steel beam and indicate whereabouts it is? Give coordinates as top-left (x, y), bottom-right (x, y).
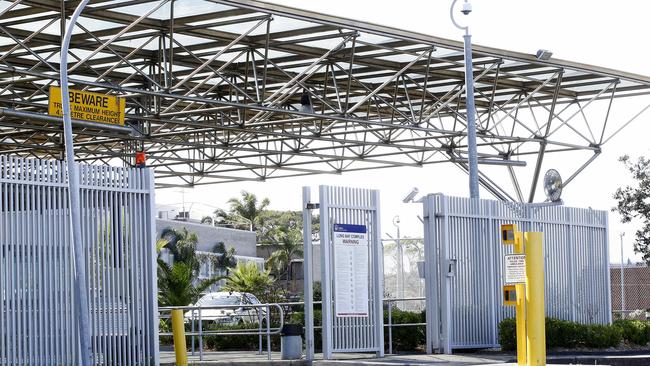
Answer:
top-left (0, 0), bottom-right (649, 199)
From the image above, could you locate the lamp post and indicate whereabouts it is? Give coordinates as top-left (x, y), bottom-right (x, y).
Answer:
top-left (450, 0), bottom-right (479, 199)
top-left (620, 232), bottom-right (626, 318)
top-left (60, 1), bottom-right (92, 365)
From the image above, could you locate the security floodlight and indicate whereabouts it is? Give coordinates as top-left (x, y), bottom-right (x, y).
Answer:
top-left (536, 49), bottom-right (553, 61)
top-left (543, 169), bottom-right (563, 202)
top-left (402, 187), bottom-right (420, 203)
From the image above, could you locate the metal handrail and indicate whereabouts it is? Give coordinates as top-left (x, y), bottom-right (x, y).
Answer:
top-left (384, 297), bottom-right (426, 355)
top-left (159, 303), bottom-right (283, 361)
top-left (157, 297), bottom-right (426, 359)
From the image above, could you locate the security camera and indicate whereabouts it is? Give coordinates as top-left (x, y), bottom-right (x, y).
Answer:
top-left (461, 1), bottom-right (472, 15)
top-left (402, 187), bottom-right (420, 203)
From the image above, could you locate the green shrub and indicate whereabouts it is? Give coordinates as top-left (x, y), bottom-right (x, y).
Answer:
top-left (546, 318), bottom-right (580, 348)
top-left (288, 308), bottom-right (427, 352)
top-left (614, 319), bottom-right (650, 346)
top-left (583, 324), bottom-right (622, 348)
top-left (498, 317), bottom-right (517, 351)
top-left (499, 317), bottom-right (625, 350)
top-left (203, 323), bottom-right (282, 351)
top-left (383, 309), bottom-right (426, 352)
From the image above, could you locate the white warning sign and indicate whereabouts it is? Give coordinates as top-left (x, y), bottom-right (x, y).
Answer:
top-left (333, 223), bottom-right (369, 317)
top-left (504, 254), bottom-right (526, 285)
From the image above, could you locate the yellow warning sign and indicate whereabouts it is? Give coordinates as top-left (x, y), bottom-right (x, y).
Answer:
top-left (48, 86), bottom-right (125, 126)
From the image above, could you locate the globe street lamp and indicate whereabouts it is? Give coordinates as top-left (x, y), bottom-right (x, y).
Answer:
top-left (450, 0), bottom-right (479, 199)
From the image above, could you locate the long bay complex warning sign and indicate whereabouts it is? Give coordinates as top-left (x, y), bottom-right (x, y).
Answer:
top-left (333, 224), bottom-right (369, 317)
top-left (49, 86), bottom-right (125, 126)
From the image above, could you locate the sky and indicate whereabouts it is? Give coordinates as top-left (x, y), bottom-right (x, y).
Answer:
top-left (156, 0), bottom-right (650, 264)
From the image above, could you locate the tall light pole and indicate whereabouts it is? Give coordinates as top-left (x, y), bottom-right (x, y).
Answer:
top-left (620, 232), bottom-right (626, 319)
top-left (393, 215), bottom-right (404, 299)
top-left (60, 1), bottom-right (92, 365)
top-left (450, 0), bottom-right (479, 199)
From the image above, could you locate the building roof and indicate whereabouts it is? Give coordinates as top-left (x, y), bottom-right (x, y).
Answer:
top-left (1, 0), bottom-right (649, 200)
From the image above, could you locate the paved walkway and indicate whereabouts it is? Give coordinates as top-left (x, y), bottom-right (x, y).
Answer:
top-left (159, 349), bottom-right (650, 365)
top-left (159, 350), bottom-right (512, 366)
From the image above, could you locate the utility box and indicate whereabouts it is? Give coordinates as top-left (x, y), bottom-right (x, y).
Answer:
top-left (503, 285), bottom-right (517, 306)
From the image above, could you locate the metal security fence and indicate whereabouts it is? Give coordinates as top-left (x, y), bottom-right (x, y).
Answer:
top-left (423, 194), bottom-right (610, 353)
top-left (0, 156), bottom-right (158, 365)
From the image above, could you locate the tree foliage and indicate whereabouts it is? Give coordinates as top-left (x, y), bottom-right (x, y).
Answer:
top-left (227, 190), bottom-right (270, 231)
top-left (157, 261), bottom-right (218, 307)
top-left (157, 227), bottom-right (221, 306)
top-left (265, 227), bottom-right (304, 283)
top-left (222, 261), bottom-right (274, 300)
top-left (613, 155), bottom-right (650, 264)
top-left (257, 209), bottom-right (319, 243)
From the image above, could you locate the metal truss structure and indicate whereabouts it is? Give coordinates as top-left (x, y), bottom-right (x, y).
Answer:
top-left (1, 0), bottom-right (649, 201)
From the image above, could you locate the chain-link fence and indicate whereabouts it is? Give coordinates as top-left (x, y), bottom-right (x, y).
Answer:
top-left (382, 238), bottom-right (425, 312)
top-left (611, 263), bottom-right (650, 320)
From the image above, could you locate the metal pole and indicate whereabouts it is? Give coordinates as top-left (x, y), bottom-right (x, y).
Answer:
top-left (620, 232), bottom-right (626, 319)
top-left (393, 216), bottom-right (404, 299)
top-left (59, 1), bottom-right (92, 365)
top-left (388, 300), bottom-right (393, 354)
top-left (451, 0), bottom-right (479, 199)
top-left (525, 232), bottom-right (546, 366)
top-left (171, 309), bottom-right (188, 366)
top-left (463, 29), bottom-right (479, 199)
top-left (266, 304), bottom-right (271, 360)
top-left (514, 232), bottom-right (526, 366)
top-left (302, 187), bottom-right (315, 360)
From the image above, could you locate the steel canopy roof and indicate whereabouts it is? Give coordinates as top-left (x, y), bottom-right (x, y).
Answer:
top-left (1, 0), bottom-right (649, 201)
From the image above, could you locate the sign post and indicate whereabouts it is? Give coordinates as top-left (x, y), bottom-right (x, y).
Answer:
top-left (500, 224), bottom-right (546, 366)
top-left (501, 224), bottom-right (526, 366)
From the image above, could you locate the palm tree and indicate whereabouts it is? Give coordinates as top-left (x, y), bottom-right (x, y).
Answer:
top-left (160, 227), bottom-right (200, 267)
top-left (157, 227), bottom-right (221, 306)
top-left (222, 261), bottom-right (274, 299)
top-left (227, 190), bottom-right (270, 231)
top-left (157, 261), bottom-right (219, 306)
top-left (265, 227), bottom-right (304, 287)
top-left (212, 242), bottom-right (238, 270)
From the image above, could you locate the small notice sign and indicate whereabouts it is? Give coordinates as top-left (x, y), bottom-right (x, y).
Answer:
top-left (49, 86), bottom-right (125, 126)
top-left (504, 254), bottom-right (526, 285)
top-left (333, 223), bottom-right (369, 317)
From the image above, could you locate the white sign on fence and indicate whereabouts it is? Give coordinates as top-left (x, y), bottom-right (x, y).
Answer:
top-left (333, 223), bottom-right (369, 317)
top-left (504, 254), bottom-right (526, 284)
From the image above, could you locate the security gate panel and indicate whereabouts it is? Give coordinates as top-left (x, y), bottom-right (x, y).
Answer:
top-left (424, 194), bottom-right (610, 353)
top-left (0, 156), bottom-right (158, 365)
top-left (307, 185), bottom-right (384, 358)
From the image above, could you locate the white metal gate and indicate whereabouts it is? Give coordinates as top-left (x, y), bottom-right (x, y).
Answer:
top-left (302, 185), bottom-right (384, 359)
top-left (0, 156), bottom-right (158, 365)
top-left (423, 194), bottom-right (611, 353)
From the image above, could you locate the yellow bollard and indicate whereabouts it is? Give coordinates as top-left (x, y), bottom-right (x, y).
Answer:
top-left (514, 232), bottom-right (526, 366)
top-left (525, 232), bottom-right (545, 366)
top-left (171, 309), bottom-right (188, 366)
